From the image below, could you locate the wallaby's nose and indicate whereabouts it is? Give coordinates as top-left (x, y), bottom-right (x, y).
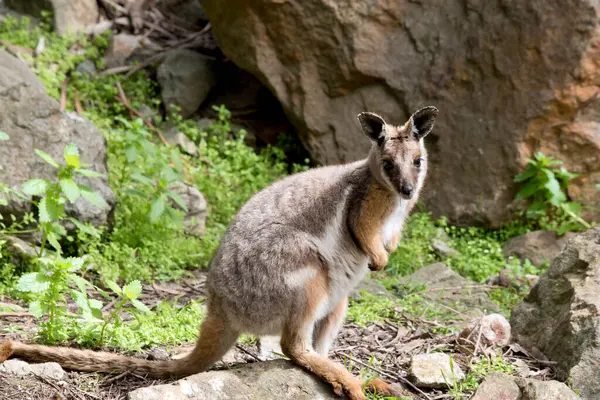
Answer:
top-left (401, 183), bottom-right (414, 197)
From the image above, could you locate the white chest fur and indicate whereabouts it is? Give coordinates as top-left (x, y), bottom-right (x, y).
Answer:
top-left (381, 200), bottom-right (408, 245)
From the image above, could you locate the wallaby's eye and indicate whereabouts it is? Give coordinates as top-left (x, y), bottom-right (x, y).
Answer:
top-left (414, 157), bottom-right (423, 168)
top-left (382, 160), bottom-right (394, 172)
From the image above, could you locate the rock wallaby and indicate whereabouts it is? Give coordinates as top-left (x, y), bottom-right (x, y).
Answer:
top-left (0, 106), bottom-right (439, 400)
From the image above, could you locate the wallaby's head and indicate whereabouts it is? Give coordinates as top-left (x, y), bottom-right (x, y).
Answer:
top-left (357, 106), bottom-right (438, 199)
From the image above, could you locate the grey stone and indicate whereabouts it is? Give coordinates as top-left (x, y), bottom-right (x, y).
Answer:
top-left (202, 0), bottom-right (600, 226)
top-left (157, 49), bottom-right (216, 118)
top-left (399, 263), bottom-right (499, 321)
top-left (168, 182), bottom-right (207, 237)
top-left (5, 0), bottom-right (98, 36)
top-left (103, 34), bottom-right (141, 69)
top-left (408, 353), bottom-right (465, 389)
top-left (30, 362), bottom-right (65, 380)
top-left (511, 227), bottom-right (600, 399)
top-left (472, 372), bottom-right (581, 400)
top-left (0, 50), bottom-right (115, 228)
top-left (0, 359), bottom-right (32, 376)
top-left (350, 277), bottom-right (394, 300)
top-left (257, 335), bottom-right (283, 361)
top-left (431, 238), bottom-right (458, 257)
top-left (163, 126), bottom-right (198, 157)
top-left (127, 359), bottom-right (340, 400)
top-left (502, 230), bottom-right (576, 266)
top-left (75, 60), bottom-right (96, 78)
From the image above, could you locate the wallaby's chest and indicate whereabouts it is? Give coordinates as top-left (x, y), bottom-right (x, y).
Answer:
top-left (381, 200), bottom-right (408, 244)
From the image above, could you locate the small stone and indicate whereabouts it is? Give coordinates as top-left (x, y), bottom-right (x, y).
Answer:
top-left (163, 125), bottom-right (198, 156)
top-left (1, 359), bottom-right (32, 376)
top-left (146, 348), bottom-right (170, 361)
top-left (104, 34), bottom-right (141, 69)
top-left (502, 230), bottom-right (575, 266)
top-left (30, 362), bottom-right (66, 380)
top-left (167, 182), bottom-right (208, 237)
top-left (517, 376), bottom-right (581, 400)
top-left (75, 60), bottom-right (97, 78)
top-left (471, 372), bottom-right (520, 400)
top-left (458, 313), bottom-right (511, 352)
top-left (431, 238), bottom-right (459, 257)
top-left (409, 353), bottom-right (465, 389)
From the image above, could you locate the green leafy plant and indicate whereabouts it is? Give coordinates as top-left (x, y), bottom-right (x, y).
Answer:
top-left (99, 279), bottom-right (151, 344)
top-left (21, 143), bottom-right (108, 255)
top-left (514, 152), bottom-right (590, 235)
top-left (16, 256), bottom-right (101, 343)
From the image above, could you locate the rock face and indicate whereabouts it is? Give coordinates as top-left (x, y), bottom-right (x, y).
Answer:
top-left (5, 0), bottom-right (98, 35)
top-left (502, 230), bottom-right (576, 266)
top-left (202, 0), bottom-right (600, 226)
top-left (511, 227), bottom-right (600, 399)
top-left (471, 372), bottom-right (580, 400)
top-left (127, 359), bottom-right (340, 400)
top-left (157, 49), bottom-right (217, 118)
top-left (0, 50), bottom-right (115, 228)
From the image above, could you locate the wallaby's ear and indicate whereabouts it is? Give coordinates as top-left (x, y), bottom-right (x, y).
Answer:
top-left (409, 106), bottom-right (439, 140)
top-left (357, 112), bottom-right (387, 144)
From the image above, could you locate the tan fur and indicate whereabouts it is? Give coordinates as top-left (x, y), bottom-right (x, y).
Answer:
top-left (0, 106), bottom-right (438, 400)
top-left (355, 183), bottom-right (395, 270)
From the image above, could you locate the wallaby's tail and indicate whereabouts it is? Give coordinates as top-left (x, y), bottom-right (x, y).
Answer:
top-left (0, 339), bottom-right (198, 379)
top-left (0, 311), bottom-right (240, 379)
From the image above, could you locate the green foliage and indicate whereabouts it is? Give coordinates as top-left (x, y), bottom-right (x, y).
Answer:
top-left (16, 256), bottom-right (101, 343)
top-left (446, 353), bottom-right (516, 398)
top-left (514, 152), bottom-right (591, 235)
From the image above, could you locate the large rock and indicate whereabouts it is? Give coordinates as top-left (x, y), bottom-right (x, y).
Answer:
top-left (127, 359), bottom-right (341, 400)
top-left (502, 230), bottom-right (576, 266)
top-left (202, 0), bottom-right (600, 226)
top-left (0, 50), bottom-right (115, 228)
top-left (157, 49), bottom-right (217, 118)
top-left (511, 227), bottom-right (600, 399)
top-left (471, 372), bottom-right (580, 400)
top-left (5, 0), bottom-right (99, 35)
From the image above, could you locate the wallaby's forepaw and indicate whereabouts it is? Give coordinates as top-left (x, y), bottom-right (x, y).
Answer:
top-left (368, 251), bottom-right (388, 271)
top-left (0, 340), bottom-right (14, 362)
top-left (363, 378), bottom-right (409, 398)
top-left (385, 232), bottom-right (400, 253)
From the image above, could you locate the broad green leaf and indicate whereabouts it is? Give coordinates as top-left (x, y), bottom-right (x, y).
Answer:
top-left (79, 186), bottom-right (109, 209)
top-left (545, 177), bottom-right (566, 206)
top-left (59, 178), bottom-right (80, 202)
top-left (167, 191), bottom-right (188, 212)
top-left (17, 272), bottom-right (50, 293)
top-left (68, 217), bottom-right (101, 238)
top-left (22, 179), bottom-right (48, 196)
top-left (513, 165), bottom-right (537, 183)
top-left (105, 280), bottom-right (122, 295)
top-left (122, 188), bottom-right (146, 198)
top-left (125, 146), bottom-right (137, 162)
top-left (75, 169), bottom-right (106, 178)
top-left (46, 232), bottom-right (62, 252)
top-left (64, 143), bottom-right (81, 168)
top-left (29, 300), bottom-right (46, 318)
top-left (130, 172), bottom-right (154, 186)
top-left (123, 280), bottom-right (142, 300)
top-left (0, 131), bottom-right (9, 141)
top-left (71, 290), bottom-right (91, 313)
top-left (130, 298), bottom-right (151, 314)
top-left (69, 274), bottom-right (89, 293)
top-left (67, 257), bottom-right (85, 272)
top-left (50, 221), bottom-right (67, 237)
top-left (34, 149), bottom-right (59, 168)
top-left (88, 298), bottom-right (103, 310)
top-left (515, 182), bottom-right (539, 200)
top-left (561, 202), bottom-right (582, 215)
top-left (91, 307), bottom-right (104, 319)
top-left (38, 196), bottom-right (60, 222)
top-left (150, 195), bottom-right (166, 222)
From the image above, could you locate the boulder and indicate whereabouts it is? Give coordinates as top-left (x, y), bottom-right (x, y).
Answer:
top-left (103, 33), bottom-right (142, 69)
top-left (472, 372), bottom-right (580, 400)
top-left (201, 0), bottom-right (600, 226)
top-left (502, 230), bottom-right (576, 266)
top-left (510, 227), bottom-right (600, 399)
top-left (167, 183), bottom-right (208, 237)
top-left (157, 49), bottom-right (217, 118)
top-left (127, 359), bottom-right (341, 400)
top-left (398, 263), bottom-right (499, 322)
top-left (0, 50), bottom-right (115, 228)
top-left (5, 0), bottom-right (99, 35)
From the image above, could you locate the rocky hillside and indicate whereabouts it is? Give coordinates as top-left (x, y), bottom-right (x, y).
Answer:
top-left (0, 1), bottom-right (599, 400)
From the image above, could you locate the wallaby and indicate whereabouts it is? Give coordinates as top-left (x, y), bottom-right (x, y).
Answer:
top-left (0, 106), bottom-right (438, 400)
